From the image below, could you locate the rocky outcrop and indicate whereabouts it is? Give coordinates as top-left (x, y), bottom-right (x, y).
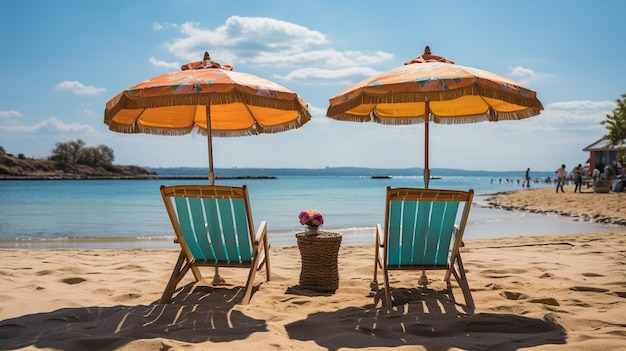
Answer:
top-left (0, 155), bottom-right (157, 179)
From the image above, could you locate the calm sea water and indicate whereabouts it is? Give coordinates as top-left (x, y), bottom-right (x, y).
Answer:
top-left (0, 175), bottom-right (618, 248)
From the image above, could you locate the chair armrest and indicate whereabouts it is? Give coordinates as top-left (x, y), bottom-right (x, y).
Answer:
top-left (451, 225), bottom-right (466, 249)
top-left (375, 223), bottom-right (384, 246)
top-left (254, 220), bottom-right (268, 244)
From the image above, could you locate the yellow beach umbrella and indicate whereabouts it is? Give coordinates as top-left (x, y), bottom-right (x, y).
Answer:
top-left (327, 46), bottom-right (543, 188)
top-left (105, 51), bottom-right (311, 184)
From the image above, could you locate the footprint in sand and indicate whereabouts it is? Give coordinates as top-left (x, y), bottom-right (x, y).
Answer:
top-left (529, 297), bottom-right (560, 306)
top-left (112, 293), bottom-right (142, 302)
top-left (485, 283), bottom-right (503, 290)
top-left (500, 291), bottom-right (528, 300)
top-left (569, 286), bottom-right (609, 293)
top-left (35, 270), bottom-right (54, 276)
top-left (62, 277), bottom-right (86, 285)
top-left (581, 272), bottom-right (604, 277)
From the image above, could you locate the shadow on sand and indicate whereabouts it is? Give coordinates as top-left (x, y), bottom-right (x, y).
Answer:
top-left (285, 286), bottom-right (566, 351)
top-left (0, 283), bottom-right (265, 351)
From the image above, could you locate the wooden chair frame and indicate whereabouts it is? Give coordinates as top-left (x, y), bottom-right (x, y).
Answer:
top-left (373, 187), bottom-right (475, 310)
top-left (159, 185), bottom-right (270, 305)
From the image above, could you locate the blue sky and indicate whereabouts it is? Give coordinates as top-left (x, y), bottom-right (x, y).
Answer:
top-left (1, 1), bottom-right (624, 172)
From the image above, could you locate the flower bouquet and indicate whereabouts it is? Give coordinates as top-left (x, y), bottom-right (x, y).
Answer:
top-left (299, 209), bottom-right (324, 234)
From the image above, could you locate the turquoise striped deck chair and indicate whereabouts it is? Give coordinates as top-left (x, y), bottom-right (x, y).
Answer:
top-left (159, 185), bottom-right (270, 305)
top-left (373, 187), bottom-right (474, 310)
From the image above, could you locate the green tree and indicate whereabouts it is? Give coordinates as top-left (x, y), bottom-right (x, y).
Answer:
top-left (51, 139), bottom-right (86, 163)
top-left (601, 93), bottom-right (626, 146)
top-left (69, 139), bottom-right (86, 163)
top-left (51, 139), bottom-right (115, 165)
top-left (78, 147), bottom-right (99, 165)
top-left (77, 145), bottom-right (115, 166)
top-left (97, 145), bottom-right (115, 164)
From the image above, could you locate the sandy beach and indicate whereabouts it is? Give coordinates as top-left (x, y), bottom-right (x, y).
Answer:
top-left (1, 188), bottom-right (625, 350)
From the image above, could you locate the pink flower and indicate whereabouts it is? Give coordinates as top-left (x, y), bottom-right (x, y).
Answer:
top-left (311, 212), bottom-right (324, 226)
top-left (298, 209), bottom-right (324, 227)
top-left (298, 211), bottom-right (311, 225)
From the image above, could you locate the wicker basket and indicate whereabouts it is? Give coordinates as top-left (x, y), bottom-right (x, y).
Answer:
top-left (296, 231), bottom-right (342, 292)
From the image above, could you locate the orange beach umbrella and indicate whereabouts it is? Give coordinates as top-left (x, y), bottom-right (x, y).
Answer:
top-left (327, 46), bottom-right (543, 188)
top-left (105, 51), bottom-right (311, 184)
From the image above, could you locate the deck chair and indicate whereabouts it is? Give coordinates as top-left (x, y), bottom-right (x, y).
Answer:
top-left (159, 185), bottom-right (270, 305)
top-left (373, 187), bottom-right (475, 310)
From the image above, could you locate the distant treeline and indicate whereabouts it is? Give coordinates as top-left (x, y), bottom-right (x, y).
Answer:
top-left (1, 139), bottom-right (115, 167)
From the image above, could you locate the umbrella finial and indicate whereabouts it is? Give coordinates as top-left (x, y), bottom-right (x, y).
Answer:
top-left (203, 51), bottom-right (211, 63)
top-left (404, 45), bottom-right (455, 65)
top-left (424, 46), bottom-right (431, 56)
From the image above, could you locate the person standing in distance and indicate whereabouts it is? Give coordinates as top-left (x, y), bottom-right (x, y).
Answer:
top-left (555, 164), bottom-right (566, 193)
top-left (573, 164), bottom-right (583, 193)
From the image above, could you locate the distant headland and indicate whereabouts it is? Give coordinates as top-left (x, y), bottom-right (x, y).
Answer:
top-left (0, 155), bottom-right (276, 180)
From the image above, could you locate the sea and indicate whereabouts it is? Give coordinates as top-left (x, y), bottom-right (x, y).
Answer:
top-left (0, 168), bottom-right (620, 249)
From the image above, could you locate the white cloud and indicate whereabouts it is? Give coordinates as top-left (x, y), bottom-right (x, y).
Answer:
top-left (148, 56), bottom-right (180, 70)
top-left (163, 17), bottom-right (328, 62)
top-left (54, 81), bottom-right (107, 95)
top-left (253, 49), bottom-right (392, 68)
top-left (547, 100), bottom-right (616, 110)
top-left (0, 117), bottom-right (96, 133)
top-left (153, 22), bottom-right (177, 31)
top-left (510, 99), bottom-right (614, 134)
top-left (150, 17), bottom-right (396, 86)
top-left (275, 66), bottom-right (380, 81)
top-left (0, 110), bottom-right (23, 118)
top-left (508, 66), bottom-right (556, 85)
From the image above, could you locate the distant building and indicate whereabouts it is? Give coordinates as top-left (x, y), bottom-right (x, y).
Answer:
top-left (583, 136), bottom-right (626, 171)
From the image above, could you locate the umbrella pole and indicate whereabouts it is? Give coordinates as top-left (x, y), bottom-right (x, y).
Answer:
top-left (206, 107), bottom-right (216, 186)
top-left (423, 99), bottom-right (430, 189)
top-left (206, 106), bottom-right (225, 285)
top-left (420, 99), bottom-right (430, 286)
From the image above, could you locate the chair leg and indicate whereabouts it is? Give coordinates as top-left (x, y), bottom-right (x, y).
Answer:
top-left (160, 251), bottom-right (192, 304)
top-left (263, 235), bottom-right (271, 281)
top-left (370, 245), bottom-right (382, 297)
top-left (383, 267), bottom-right (392, 312)
top-left (241, 252), bottom-right (260, 305)
top-left (372, 225), bottom-right (383, 293)
top-left (451, 253), bottom-right (474, 309)
top-left (191, 266), bottom-right (203, 281)
top-left (372, 243), bottom-right (379, 288)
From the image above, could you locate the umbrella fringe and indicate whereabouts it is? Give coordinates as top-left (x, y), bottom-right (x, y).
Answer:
top-left (105, 90), bottom-right (311, 122)
top-left (259, 117), bottom-right (310, 134)
top-left (327, 107), bottom-right (542, 125)
top-left (106, 114), bottom-right (310, 137)
top-left (106, 121), bottom-right (195, 135)
top-left (327, 85), bottom-right (543, 119)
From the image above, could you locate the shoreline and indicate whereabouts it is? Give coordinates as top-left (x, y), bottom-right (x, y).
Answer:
top-left (1, 187), bottom-right (623, 250)
top-left (486, 187), bottom-right (626, 226)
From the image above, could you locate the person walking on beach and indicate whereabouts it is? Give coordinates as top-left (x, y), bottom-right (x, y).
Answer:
top-left (524, 168), bottom-right (531, 188)
top-left (573, 164), bottom-right (583, 192)
top-left (555, 164), bottom-right (566, 193)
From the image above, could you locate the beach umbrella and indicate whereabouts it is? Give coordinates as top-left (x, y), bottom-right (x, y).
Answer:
top-left (327, 46), bottom-right (543, 188)
top-left (104, 51), bottom-right (311, 184)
